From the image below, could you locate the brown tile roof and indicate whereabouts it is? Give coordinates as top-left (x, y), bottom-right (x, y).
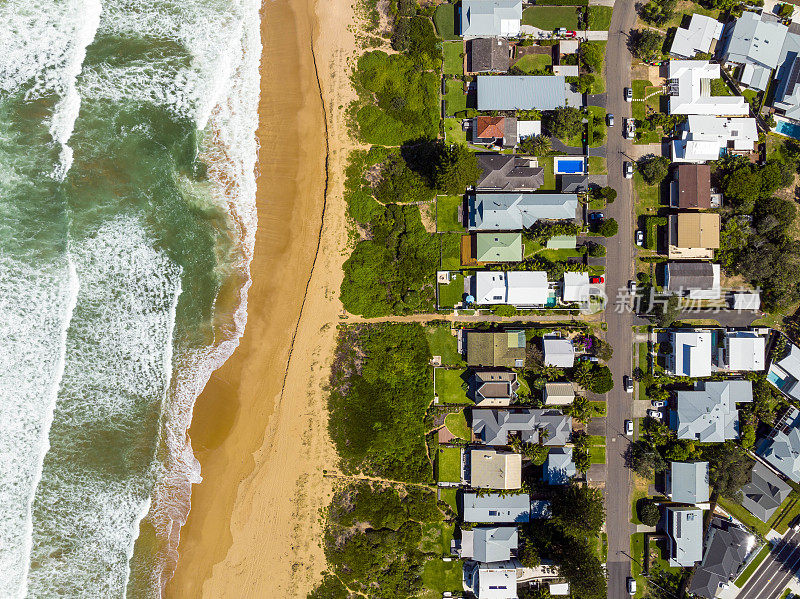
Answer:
top-left (475, 116), bottom-right (505, 140)
top-left (677, 164), bottom-right (711, 209)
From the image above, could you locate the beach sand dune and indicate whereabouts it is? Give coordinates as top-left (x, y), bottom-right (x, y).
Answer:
top-left (165, 0), bottom-right (356, 596)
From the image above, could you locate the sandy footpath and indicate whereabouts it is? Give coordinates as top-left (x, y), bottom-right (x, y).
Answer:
top-left (164, 0), bottom-right (357, 595)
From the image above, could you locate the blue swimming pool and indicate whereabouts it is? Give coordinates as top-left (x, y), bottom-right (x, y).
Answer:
top-left (555, 157), bottom-right (586, 174)
top-left (776, 119), bottom-right (800, 141)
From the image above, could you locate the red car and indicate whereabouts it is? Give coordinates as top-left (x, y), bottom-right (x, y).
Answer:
top-left (590, 276), bottom-right (604, 284)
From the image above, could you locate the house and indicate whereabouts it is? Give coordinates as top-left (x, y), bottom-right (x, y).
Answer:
top-left (666, 506), bottom-right (704, 567)
top-left (724, 331), bottom-right (766, 371)
top-left (672, 164), bottom-right (712, 209)
top-left (463, 561), bottom-right (519, 599)
top-left (460, 0), bottom-right (523, 37)
top-left (472, 408), bottom-right (572, 446)
top-left (687, 517), bottom-right (753, 599)
top-left (668, 212), bottom-right (720, 259)
top-left (543, 335), bottom-right (575, 368)
top-left (671, 380), bottom-right (753, 442)
top-left (467, 37), bottom-right (511, 73)
top-left (468, 193), bottom-right (579, 230)
top-left (543, 382), bottom-right (574, 405)
top-left (470, 270), bottom-right (550, 307)
top-left (477, 75), bottom-right (568, 111)
top-left (767, 342), bottom-right (800, 402)
top-left (473, 116), bottom-right (519, 147)
top-left (740, 461), bottom-right (791, 522)
top-left (460, 526), bottom-right (518, 562)
top-left (719, 11), bottom-right (788, 90)
top-left (671, 116), bottom-right (758, 163)
top-left (664, 261), bottom-right (721, 299)
top-left (562, 271), bottom-right (590, 303)
top-left (462, 491), bottom-right (531, 523)
top-left (670, 14), bottom-right (723, 58)
top-left (473, 370), bottom-right (520, 406)
top-left (466, 330), bottom-right (526, 368)
top-left (474, 232), bottom-right (524, 263)
top-left (668, 461), bottom-right (710, 504)
top-left (669, 329), bottom-right (712, 377)
top-left (560, 174), bottom-right (589, 193)
top-left (731, 291), bottom-right (761, 311)
top-left (757, 407), bottom-right (800, 482)
top-left (544, 447), bottom-right (576, 485)
top-left (667, 61), bottom-right (749, 116)
top-left (471, 449), bottom-right (522, 489)
top-left (476, 154), bottom-right (545, 191)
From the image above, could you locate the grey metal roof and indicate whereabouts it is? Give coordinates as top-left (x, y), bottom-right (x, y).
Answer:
top-left (462, 492), bottom-right (531, 523)
top-left (545, 447), bottom-right (576, 485)
top-left (469, 193), bottom-right (578, 230)
top-left (472, 408), bottom-right (572, 446)
top-left (758, 407), bottom-right (800, 483)
top-left (667, 507), bottom-right (704, 567)
top-left (688, 517), bottom-right (752, 599)
top-left (741, 461), bottom-right (791, 522)
top-left (461, 0), bottom-right (522, 37)
top-left (463, 526), bottom-right (519, 562)
top-left (476, 154), bottom-right (545, 191)
top-left (477, 75), bottom-right (567, 111)
top-left (671, 381), bottom-right (752, 443)
top-left (670, 461), bottom-right (710, 504)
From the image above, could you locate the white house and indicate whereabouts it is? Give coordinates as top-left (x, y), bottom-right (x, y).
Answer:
top-left (672, 115), bottom-right (758, 162)
top-left (472, 271), bottom-right (549, 306)
top-left (669, 330), bottom-right (712, 378)
top-left (667, 61), bottom-right (749, 116)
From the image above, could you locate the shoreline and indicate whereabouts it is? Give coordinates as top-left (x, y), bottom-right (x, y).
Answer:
top-left (164, 0), bottom-right (356, 595)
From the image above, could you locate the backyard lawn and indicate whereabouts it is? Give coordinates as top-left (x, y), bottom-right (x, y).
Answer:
top-left (435, 368), bottom-right (470, 404)
top-left (440, 233), bottom-right (461, 270)
top-left (513, 53), bottom-right (552, 74)
top-left (444, 79), bottom-right (467, 116)
top-left (438, 274), bottom-right (465, 308)
top-left (522, 6), bottom-right (580, 30)
top-left (436, 195), bottom-right (465, 232)
top-left (437, 445), bottom-right (463, 483)
top-left (444, 410), bottom-right (471, 440)
top-left (433, 2), bottom-right (459, 40)
top-left (425, 324), bottom-right (465, 366)
top-left (734, 543), bottom-right (771, 587)
top-left (444, 117), bottom-right (467, 144)
top-left (587, 5), bottom-right (613, 30)
top-left (443, 41), bottom-right (463, 76)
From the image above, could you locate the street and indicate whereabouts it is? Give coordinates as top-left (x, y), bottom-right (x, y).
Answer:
top-left (738, 530), bottom-right (800, 599)
top-left (600, 2), bottom-right (639, 598)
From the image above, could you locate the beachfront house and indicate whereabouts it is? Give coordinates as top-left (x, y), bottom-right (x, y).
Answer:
top-left (757, 407), bottom-right (800, 483)
top-left (468, 192), bottom-right (578, 230)
top-left (472, 408), bottom-right (572, 446)
top-left (671, 380), bottom-right (752, 442)
top-left (470, 448), bottom-right (522, 489)
top-left (460, 0), bottom-right (522, 38)
top-left (476, 154), bottom-right (545, 191)
top-left (466, 330), bottom-right (526, 368)
top-left (665, 506), bottom-right (704, 567)
top-left (667, 61), bottom-right (749, 116)
top-left (664, 261), bottom-right (721, 300)
top-left (667, 212), bottom-right (720, 259)
top-left (740, 462), bottom-right (791, 522)
top-left (477, 75), bottom-right (568, 111)
top-left (668, 329), bottom-right (712, 378)
top-left (667, 461), bottom-right (710, 505)
top-left (687, 517), bottom-right (753, 599)
top-left (669, 14), bottom-right (723, 58)
top-left (468, 270), bottom-right (550, 307)
top-left (462, 491), bottom-right (531, 523)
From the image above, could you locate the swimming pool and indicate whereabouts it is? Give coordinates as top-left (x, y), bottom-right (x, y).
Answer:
top-left (775, 119), bottom-right (800, 141)
top-left (554, 156), bottom-right (586, 175)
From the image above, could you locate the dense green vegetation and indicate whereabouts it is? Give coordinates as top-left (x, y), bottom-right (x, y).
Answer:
top-left (328, 324), bottom-right (434, 482)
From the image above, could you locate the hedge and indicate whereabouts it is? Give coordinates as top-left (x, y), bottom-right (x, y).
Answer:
top-left (645, 216), bottom-right (667, 250)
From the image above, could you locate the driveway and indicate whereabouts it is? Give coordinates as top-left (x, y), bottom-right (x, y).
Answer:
top-left (737, 530), bottom-right (800, 599)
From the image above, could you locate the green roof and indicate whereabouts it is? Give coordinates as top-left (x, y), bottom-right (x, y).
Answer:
top-left (545, 235), bottom-right (577, 249)
top-left (476, 232), bottom-right (523, 262)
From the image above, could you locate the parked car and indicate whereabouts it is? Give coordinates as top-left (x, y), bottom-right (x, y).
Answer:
top-left (647, 409), bottom-right (663, 420)
top-left (589, 275), bottom-right (604, 284)
top-left (624, 376), bottom-right (634, 393)
top-left (624, 161), bottom-right (634, 179)
top-left (607, 113), bottom-right (615, 126)
top-left (589, 211), bottom-right (604, 222)
top-left (627, 577), bottom-right (637, 595)
top-left (635, 229), bottom-right (644, 246)
top-left (625, 420), bottom-right (634, 436)
top-left (625, 87), bottom-right (633, 102)
top-left (651, 400), bottom-right (667, 408)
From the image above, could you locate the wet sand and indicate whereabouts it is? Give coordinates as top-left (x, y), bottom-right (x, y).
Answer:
top-left (164, 0), bottom-right (356, 595)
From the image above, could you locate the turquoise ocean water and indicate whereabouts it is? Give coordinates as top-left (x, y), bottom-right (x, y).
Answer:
top-left (0, 1), bottom-right (260, 597)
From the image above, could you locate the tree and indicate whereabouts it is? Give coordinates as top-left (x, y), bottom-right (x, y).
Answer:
top-left (638, 155), bottom-right (671, 185)
top-left (703, 441), bottom-right (753, 499)
top-left (638, 499), bottom-right (661, 526)
top-left (627, 440), bottom-right (667, 478)
top-left (631, 29), bottom-right (664, 62)
top-left (551, 483), bottom-right (605, 537)
top-left (545, 106), bottom-right (583, 140)
top-left (433, 143), bottom-right (481, 194)
top-left (598, 218), bottom-right (619, 237)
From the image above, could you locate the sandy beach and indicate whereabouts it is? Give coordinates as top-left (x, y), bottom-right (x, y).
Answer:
top-left (164, 0), bottom-right (357, 596)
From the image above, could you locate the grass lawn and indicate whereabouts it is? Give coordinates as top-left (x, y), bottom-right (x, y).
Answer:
top-left (435, 368), bottom-right (470, 404)
top-left (538, 156), bottom-right (556, 190)
top-left (440, 487), bottom-right (458, 512)
top-left (444, 117), bottom-right (467, 144)
top-left (444, 409), bottom-right (471, 440)
top-left (444, 79), bottom-right (467, 116)
top-left (588, 5), bottom-right (613, 30)
top-left (443, 41), bottom-right (463, 76)
top-left (421, 558), bottom-right (463, 597)
top-left (426, 324), bottom-right (464, 366)
top-left (436, 195), bottom-right (465, 232)
top-left (734, 543), bottom-right (771, 587)
top-left (437, 445), bottom-right (463, 483)
top-left (588, 155), bottom-right (607, 175)
top-left (769, 491), bottom-right (800, 534)
top-left (420, 521), bottom-right (455, 556)
top-left (717, 496), bottom-right (771, 537)
top-left (589, 445), bottom-right (606, 464)
top-left (434, 3), bottom-right (458, 40)
top-left (633, 171), bottom-right (660, 215)
top-left (522, 6), bottom-right (580, 30)
top-left (438, 274), bottom-right (465, 308)
top-left (514, 53), bottom-right (552, 74)
top-left (440, 233), bottom-right (462, 270)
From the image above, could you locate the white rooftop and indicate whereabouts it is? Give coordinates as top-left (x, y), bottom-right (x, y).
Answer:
top-left (671, 330), bottom-right (712, 377)
top-left (670, 14), bottom-right (723, 58)
top-left (668, 61), bottom-right (749, 116)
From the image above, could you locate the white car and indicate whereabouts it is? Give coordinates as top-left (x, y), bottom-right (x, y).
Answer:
top-left (651, 400), bottom-right (667, 408)
top-left (647, 409), bottom-right (663, 420)
top-left (625, 420), bottom-right (634, 436)
top-left (624, 161), bottom-right (634, 179)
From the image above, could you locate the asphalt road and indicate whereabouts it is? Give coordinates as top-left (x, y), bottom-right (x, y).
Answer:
top-left (738, 530), bottom-right (800, 599)
top-left (600, 2), bottom-right (638, 598)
